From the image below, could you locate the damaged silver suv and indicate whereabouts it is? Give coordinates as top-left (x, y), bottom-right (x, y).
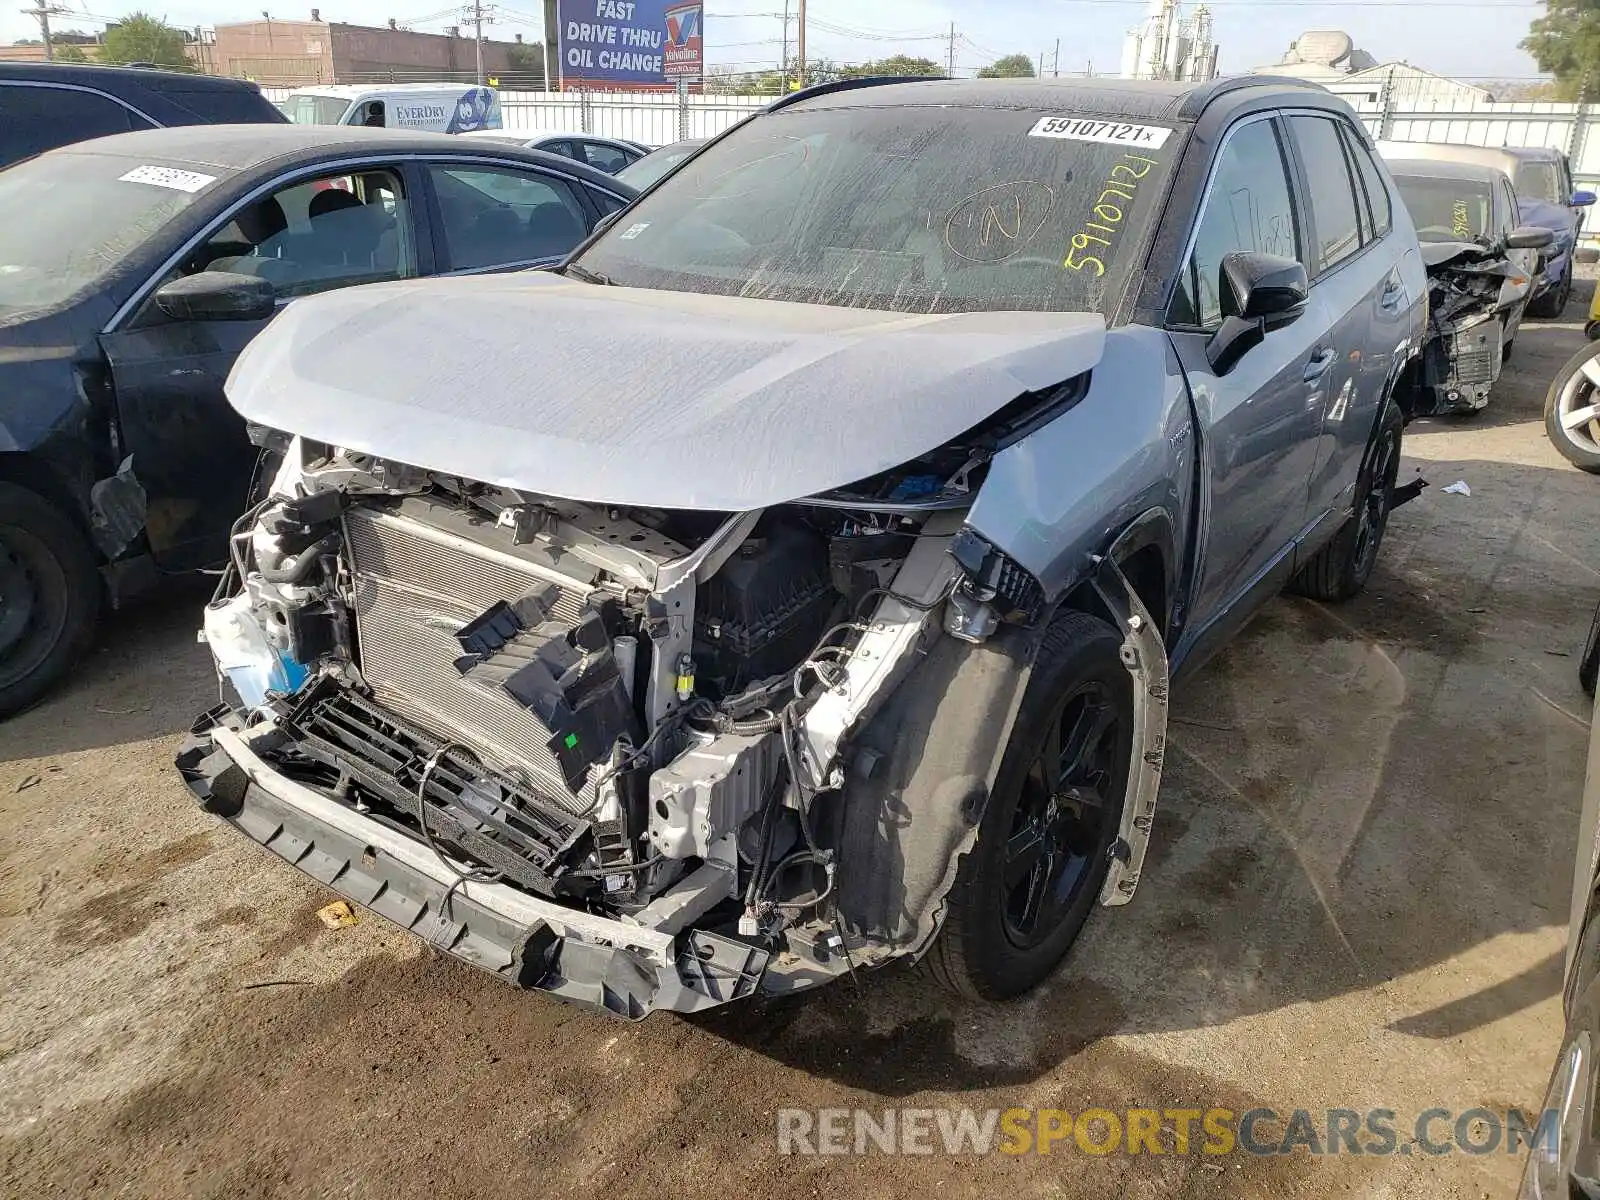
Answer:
top-left (177, 76), bottom-right (1427, 1018)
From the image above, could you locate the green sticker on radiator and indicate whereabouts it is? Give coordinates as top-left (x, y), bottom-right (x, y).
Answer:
top-left (564, 733), bottom-right (579, 749)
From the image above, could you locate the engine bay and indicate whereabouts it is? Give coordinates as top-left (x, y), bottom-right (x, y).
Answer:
top-left (201, 435), bottom-right (988, 944)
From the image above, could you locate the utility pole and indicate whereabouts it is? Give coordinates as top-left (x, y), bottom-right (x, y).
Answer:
top-left (24, 0), bottom-right (68, 60)
top-left (471, 0), bottom-right (485, 85)
top-left (795, 0), bottom-right (805, 88)
top-left (1053, 38), bottom-right (1060, 77)
top-left (946, 21), bottom-right (956, 77)
top-left (780, 0), bottom-right (790, 93)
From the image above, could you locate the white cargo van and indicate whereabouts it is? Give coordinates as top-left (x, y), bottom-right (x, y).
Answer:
top-left (276, 83), bottom-right (501, 133)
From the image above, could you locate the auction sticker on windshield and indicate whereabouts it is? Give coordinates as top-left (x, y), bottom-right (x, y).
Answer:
top-left (1028, 117), bottom-right (1173, 149)
top-left (117, 165), bottom-right (216, 193)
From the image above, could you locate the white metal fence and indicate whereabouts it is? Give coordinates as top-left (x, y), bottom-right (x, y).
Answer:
top-left (260, 85), bottom-right (768, 145)
top-left (498, 90), bottom-right (767, 144)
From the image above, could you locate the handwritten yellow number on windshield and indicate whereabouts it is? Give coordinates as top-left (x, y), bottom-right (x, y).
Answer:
top-left (1065, 154), bottom-right (1159, 275)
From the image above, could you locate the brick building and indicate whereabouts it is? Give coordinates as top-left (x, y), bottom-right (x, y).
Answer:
top-left (210, 15), bottom-right (539, 87)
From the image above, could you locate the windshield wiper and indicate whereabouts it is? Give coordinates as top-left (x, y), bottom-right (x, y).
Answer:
top-left (563, 263), bottom-right (614, 286)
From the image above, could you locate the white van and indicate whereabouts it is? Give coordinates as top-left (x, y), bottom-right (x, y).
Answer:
top-left (276, 83), bottom-right (501, 133)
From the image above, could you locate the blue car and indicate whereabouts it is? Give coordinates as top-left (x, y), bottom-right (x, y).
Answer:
top-left (181, 77), bottom-right (1432, 1017)
top-left (1379, 140), bottom-right (1595, 316)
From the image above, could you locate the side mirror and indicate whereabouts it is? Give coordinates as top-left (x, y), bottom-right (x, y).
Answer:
top-left (154, 272), bottom-right (277, 323)
top-left (1507, 225), bottom-right (1555, 250)
top-left (1221, 251), bottom-right (1309, 321)
top-left (1572, 190), bottom-right (1597, 208)
top-left (1206, 252), bottom-right (1308, 375)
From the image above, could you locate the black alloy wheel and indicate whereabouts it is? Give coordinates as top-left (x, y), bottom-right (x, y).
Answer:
top-left (1001, 681), bottom-right (1123, 950)
top-left (928, 610), bottom-right (1135, 1001)
top-left (1351, 414), bottom-right (1402, 584)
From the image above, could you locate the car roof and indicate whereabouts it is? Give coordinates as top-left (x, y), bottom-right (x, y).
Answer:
top-left (1377, 140), bottom-right (1524, 173)
top-left (0, 61), bottom-right (265, 95)
top-left (461, 128), bottom-right (586, 143)
top-left (1500, 145), bottom-right (1564, 162)
top-left (1386, 157), bottom-right (1510, 184)
top-left (777, 74), bottom-right (1346, 123)
top-left (285, 82), bottom-right (489, 98)
top-left (45, 123), bottom-right (636, 192)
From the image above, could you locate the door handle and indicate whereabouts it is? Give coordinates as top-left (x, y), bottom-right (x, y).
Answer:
top-left (1379, 279), bottom-right (1404, 310)
top-left (1303, 346), bottom-right (1336, 382)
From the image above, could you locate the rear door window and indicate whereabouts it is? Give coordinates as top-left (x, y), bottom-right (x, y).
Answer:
top-left (1343, 127), bottom-right (1392, 238)
top-left (1288, 115), bottom-right (1364, 273)
top-left (0, 84), bottom-right (149, 168)
top-left (579, 140), bottom-right (632, 174)
top-left (428, 164), bottom-right (592, 269)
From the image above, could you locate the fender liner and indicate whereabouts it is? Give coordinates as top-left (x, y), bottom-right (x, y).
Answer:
top-left (831, 544), bottom-right (1172, 960)
top-left (832, 622), bottom-right (1039, 960)
top-left (1090, 554), bottom-right (1170, 906)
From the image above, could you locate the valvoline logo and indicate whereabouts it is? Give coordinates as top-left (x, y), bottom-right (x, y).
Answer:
top-left (663, 1), bottom-right (702, 76)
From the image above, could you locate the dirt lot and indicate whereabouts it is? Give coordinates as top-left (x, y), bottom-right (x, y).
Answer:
top-left (3, 290), bottom-right (1599, 1200)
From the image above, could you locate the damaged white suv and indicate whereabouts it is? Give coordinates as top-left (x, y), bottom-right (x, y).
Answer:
top-left (177, 76), bottom-right (1425, 1017)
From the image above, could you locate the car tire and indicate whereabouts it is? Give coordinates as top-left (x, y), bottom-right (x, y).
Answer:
top-left (1290, 399), bottom-right (1404, 602)
top-left (926, 610), bottom-right (1133, 1001)
top-left (1581, 597), bottom-right (1600, 699)
top-left (1529, 264), bottom-right (1573, 319)
top-left (1547, 345), bottom-right (1600, 474)
top-left (1586, 321), bottom-right (1600, 342)
top-left (0, 483), bottom-right (100, 719)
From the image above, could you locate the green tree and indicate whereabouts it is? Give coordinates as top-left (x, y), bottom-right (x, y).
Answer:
top-left (842, 54), bottom-right (945, 79)
top-left (977, 53), bottom-right (1037, 78)
top-left (101, 13), bottom-right (195, 72)
top-left (1522, 0), bottom-right (1600, 99)
top-left (54, 44), bottom-right (92, 62)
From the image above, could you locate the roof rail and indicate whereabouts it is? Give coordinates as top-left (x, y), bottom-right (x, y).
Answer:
top-left (765, 73), bottom-right (941, 114)
top-left (1177, 73), bottom-right (1327, 118)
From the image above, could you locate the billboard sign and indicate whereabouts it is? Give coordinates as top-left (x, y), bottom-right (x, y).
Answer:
top-left (663, 2), bottom-right (703, 78)
top-left (558, 0), bottom-right (704, 87)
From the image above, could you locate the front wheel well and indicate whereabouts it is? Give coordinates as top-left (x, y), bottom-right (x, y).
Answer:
top-left (1057, 543), bottom-right (1169, 642)
top-left (0, 452), bottom-right (89, 533)
top-left (1392, 355), bottom-right (1427, 423)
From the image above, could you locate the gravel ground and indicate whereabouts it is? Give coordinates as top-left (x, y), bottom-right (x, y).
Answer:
top-left (3, 286), bottom-right (1599, 1199)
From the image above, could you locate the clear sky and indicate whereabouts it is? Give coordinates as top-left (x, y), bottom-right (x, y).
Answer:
top-left (1, 0), bottom-right (1549, 81)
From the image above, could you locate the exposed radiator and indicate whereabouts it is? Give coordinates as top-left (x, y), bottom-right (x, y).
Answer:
top-left (344, 500), bottom-right (596, 811)
top-left (1451, 324), bottom-right (1499, 385)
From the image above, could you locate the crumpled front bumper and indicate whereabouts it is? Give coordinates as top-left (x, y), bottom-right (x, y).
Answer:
top-left (175, 709), bottom-right (772, 1020)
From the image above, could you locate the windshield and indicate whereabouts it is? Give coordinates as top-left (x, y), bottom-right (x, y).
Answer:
top-left (617, 142), bottom-right (704, 190)
top-left (277, 95), bottom-right (353, 125)
top-left (1394, 174), bottom-right (1494, 243)
top-left (0, 151), bottom-right (222, 321)
top-left (573, 106), bottom-right (1180, 315)
top-left (1514, 159), bottom-right (1564, 205)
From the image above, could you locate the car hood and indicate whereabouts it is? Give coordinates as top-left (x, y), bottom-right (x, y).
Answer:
top-left (226, 273), bottom-right (1106, 511)
top-left (1420, 240), bottom-right (1512, 273)
top-left (1520, 197), bottom-right (1577, 238)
